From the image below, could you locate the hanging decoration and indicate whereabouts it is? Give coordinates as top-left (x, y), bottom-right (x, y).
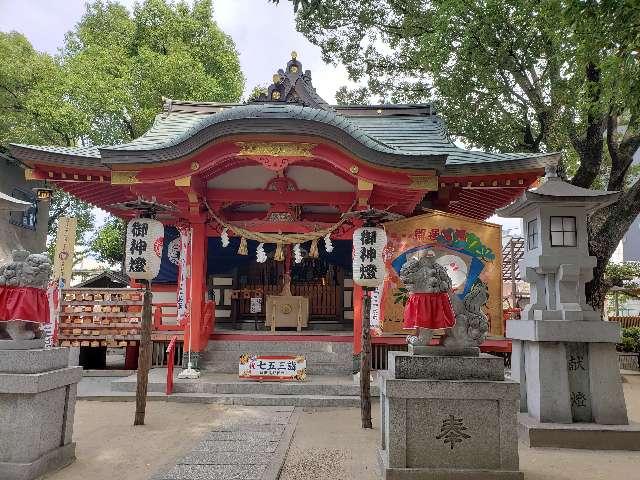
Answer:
top-left (352, 226), bottom-right (387, 288)
top-left (293, 243), bottom-right (303, 264)
top-left (324, 233), bottom-right (333, 253)
top-left (176, 225), bottom-right (191, 326)
top-left (274, 243), bottom-right (285, 262)
top-left (206, 200), bottom-right (355, 247)
top-left (309, 239), bottom-right (319, 258)
top-left (256, 243), bottom-right (267, 263)
top-left (221, 227), bottom-right (230, 247)
top-left (238, 236), bottom-right (248, 255)
top-left (125, 218), bottom-right (164, 280)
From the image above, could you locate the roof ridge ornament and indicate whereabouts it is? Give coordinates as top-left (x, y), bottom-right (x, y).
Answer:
top-left (252, 51), bottom-right (334, 111)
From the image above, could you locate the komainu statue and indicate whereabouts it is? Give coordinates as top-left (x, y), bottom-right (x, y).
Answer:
top-left (0, 250), bottom-right (52, 341)
top-left (400, 252), bottom-right (489, 350)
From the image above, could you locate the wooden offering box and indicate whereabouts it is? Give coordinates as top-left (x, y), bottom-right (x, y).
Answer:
top-left (58, 288), bottom-right (144, 348)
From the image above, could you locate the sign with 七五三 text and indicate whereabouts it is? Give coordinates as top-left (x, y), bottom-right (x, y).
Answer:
top-left (238, 354), bottom-right (306, 381)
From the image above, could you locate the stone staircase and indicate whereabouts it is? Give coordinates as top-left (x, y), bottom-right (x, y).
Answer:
top-left (109, 369), bottom-right (378, 407)
top-left (199, 339), bottom-right (354, 376)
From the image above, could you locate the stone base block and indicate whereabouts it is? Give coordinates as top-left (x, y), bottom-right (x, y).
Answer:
top-left (408, 345), bottom-right (479, 357)
top-left (0, 347), bottom-right (70, 374)
top-left (378, 449), bottom-right (523, 480)
top-left (0, 339), bottom-right (45, 351)
top-left (388, 352), bottom-right (504, 381)
top-left (519, 413), bottom-right (640, 450)
top-left (0, 442), bottom-right (76, 480)
top-left (380, 369), bottom-right (521, 478)
top-left (507, 319), bottom-right (620, 343)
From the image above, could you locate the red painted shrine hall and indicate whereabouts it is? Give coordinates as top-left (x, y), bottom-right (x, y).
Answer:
top-left (10, 53), bottom-right (559, 368)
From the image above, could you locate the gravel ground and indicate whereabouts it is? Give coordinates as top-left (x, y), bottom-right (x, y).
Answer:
top-left (42, 402), bottom-right (241, 480)
top-left (280, 374), bottom-right (640, 480)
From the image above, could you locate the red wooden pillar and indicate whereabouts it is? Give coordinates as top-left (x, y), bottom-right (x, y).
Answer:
top-left (352, 283), bottom-right (363, 372)
top-left (182, 221), bottom-right (207, 367)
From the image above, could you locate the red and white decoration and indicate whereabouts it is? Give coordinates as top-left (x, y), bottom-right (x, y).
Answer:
top-left (352, 227), bottom-right (387, 288)
top-left (176, 225), bottom-right (192, 326)
top-left (125, 218), bottom-right (164, 281)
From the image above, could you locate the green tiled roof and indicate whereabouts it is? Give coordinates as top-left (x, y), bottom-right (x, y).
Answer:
top-left (9, 101), bottom-right (558, 174)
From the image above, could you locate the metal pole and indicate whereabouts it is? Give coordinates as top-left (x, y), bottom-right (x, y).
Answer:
top-left (360, 286), bottom-right (373, 429)
top-left (134, 280), bottom-right (152, 426)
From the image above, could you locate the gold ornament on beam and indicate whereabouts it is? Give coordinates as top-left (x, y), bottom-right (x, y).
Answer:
top-left (309, 239), bottom-right (319, 258)
top-left (238, 237), bottom-right (248, 255)
top-left (274, 243), bottom-right (284, 262)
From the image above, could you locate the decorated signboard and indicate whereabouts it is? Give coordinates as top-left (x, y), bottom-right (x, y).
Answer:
top-left (125, 218), bottom-right (164, 281)
top-left (52, 216), bottom-right (77, 284)
top-left (239, 354), bottom-right (306, 381)
top-left (378, 211), bottom-right (502, 336)
top-left (353, 226), bottom-right (387, 287)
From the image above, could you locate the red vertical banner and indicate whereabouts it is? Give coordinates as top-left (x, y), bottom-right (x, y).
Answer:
top-left (353, 284), bottom-right (363, 355)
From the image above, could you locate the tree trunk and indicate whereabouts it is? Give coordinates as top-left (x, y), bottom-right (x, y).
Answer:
top-left (360, 287), bottom-right (373, 429)
top-left (134, 282), bottom-right (153, 426)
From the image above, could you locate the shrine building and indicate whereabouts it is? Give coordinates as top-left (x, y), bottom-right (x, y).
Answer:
top-left (9, 53), bottom-right (559, 369)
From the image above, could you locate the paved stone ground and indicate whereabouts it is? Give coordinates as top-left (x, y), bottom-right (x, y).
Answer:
top-left (151, 406), bottom-right (298, 480)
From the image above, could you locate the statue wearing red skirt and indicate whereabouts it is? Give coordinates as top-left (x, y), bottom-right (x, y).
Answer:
top-left (400, 252), bottom-right (456, 347)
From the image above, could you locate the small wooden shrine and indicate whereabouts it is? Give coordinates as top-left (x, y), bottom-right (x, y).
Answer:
top-left (10, 52), bottom-right (559, 364)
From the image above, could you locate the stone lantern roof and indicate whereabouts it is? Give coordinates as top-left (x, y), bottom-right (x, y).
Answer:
top-left (497, 167), bottom-right (621, 217)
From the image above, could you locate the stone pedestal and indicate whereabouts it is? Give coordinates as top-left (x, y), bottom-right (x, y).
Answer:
top-left (378, 351), bottom-right (522, 480)
top-left (0, 345), bottom-right (82, 480)
top-left (509, 319), bottom-right (640, 449)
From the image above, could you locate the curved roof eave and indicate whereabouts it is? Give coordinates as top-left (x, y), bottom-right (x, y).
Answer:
top-left (96, 104), bottom-right (450, 170)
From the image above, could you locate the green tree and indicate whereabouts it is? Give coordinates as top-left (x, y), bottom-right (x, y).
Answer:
top-left (89, 217), bottom-right (125, 267)
top-left (272, 0), bottom-right (640, 311)
top-left (2, 0), bottom-right (244, 261)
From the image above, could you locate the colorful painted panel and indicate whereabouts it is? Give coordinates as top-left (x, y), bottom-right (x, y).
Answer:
top-left (380, 211), bottom-right (503, 336)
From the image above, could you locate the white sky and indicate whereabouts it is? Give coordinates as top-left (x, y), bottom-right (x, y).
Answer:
top-left (0, 0), bottom-right (520, 241)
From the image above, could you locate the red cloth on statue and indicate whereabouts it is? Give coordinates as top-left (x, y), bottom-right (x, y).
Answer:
top-left (402, 292), bottom-right (455, 330)
top-left (0, 286), bottom-right (50, 324)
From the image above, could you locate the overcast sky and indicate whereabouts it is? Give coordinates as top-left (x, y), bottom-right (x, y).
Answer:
top-left (0, 0), bottom-right (519, 237)
top-left (0, 0), bottom-right (357, 102)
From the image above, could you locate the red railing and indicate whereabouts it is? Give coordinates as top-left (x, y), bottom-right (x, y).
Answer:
top-left (200, 300), bottom-right (215, 350)
top-left (165, 335), bottom-right (178, 395)
top-left (153, 302), bottom-right (179, 331)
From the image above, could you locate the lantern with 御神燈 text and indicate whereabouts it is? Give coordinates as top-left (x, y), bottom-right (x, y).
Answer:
top-left (352, 226), bottom-right (386, 288)
top-left (125, 218), bottom-right (164, 280)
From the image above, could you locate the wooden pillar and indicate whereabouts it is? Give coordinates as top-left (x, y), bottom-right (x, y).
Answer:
top-left (352, 283), bottom-right (363, 373)
top-left (182, 221), bottom-right (207, 367)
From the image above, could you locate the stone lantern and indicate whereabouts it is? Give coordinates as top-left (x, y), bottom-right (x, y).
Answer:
top-left (498, 167), bottom-right (640, 449)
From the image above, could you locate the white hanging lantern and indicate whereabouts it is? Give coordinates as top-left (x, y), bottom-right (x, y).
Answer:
top-left (293, 243), bottom-right (303, 264)
top-left (125, 217), bottom-right (164, 280)
top-left (352, 226), bottom-right (386, 287)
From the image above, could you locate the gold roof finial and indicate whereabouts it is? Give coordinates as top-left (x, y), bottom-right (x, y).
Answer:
top-left (273, 73), bottom-right (281, 84)
top-left (291, 50), bottom-right (298, 59)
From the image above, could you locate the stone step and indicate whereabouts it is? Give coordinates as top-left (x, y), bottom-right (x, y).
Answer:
top-left (201, 360), bottom-right (351, 375)
top-left (167, 392), bottom-right (361, 407)
top-left (112, 377), bottom-right (377, 397)
top-left (202, 349), bottom-right (351, 364)
top-left (204, 340), bottom-right (353, 354)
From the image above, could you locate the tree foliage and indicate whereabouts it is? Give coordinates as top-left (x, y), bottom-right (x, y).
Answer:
top-left (273, 0), bottom-right (640, 310)
top-left (2, 0), bottom-right (244, 262)
top-left (89, 217), bottom-right (125, 266)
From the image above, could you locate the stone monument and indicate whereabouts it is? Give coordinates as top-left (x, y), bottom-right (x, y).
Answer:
top-left (0, 250), bottom-right (82, 479)
top-left (378, 252), bottom-right (522, 479)
top-left (498, 167), bottom-right (640, 449)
